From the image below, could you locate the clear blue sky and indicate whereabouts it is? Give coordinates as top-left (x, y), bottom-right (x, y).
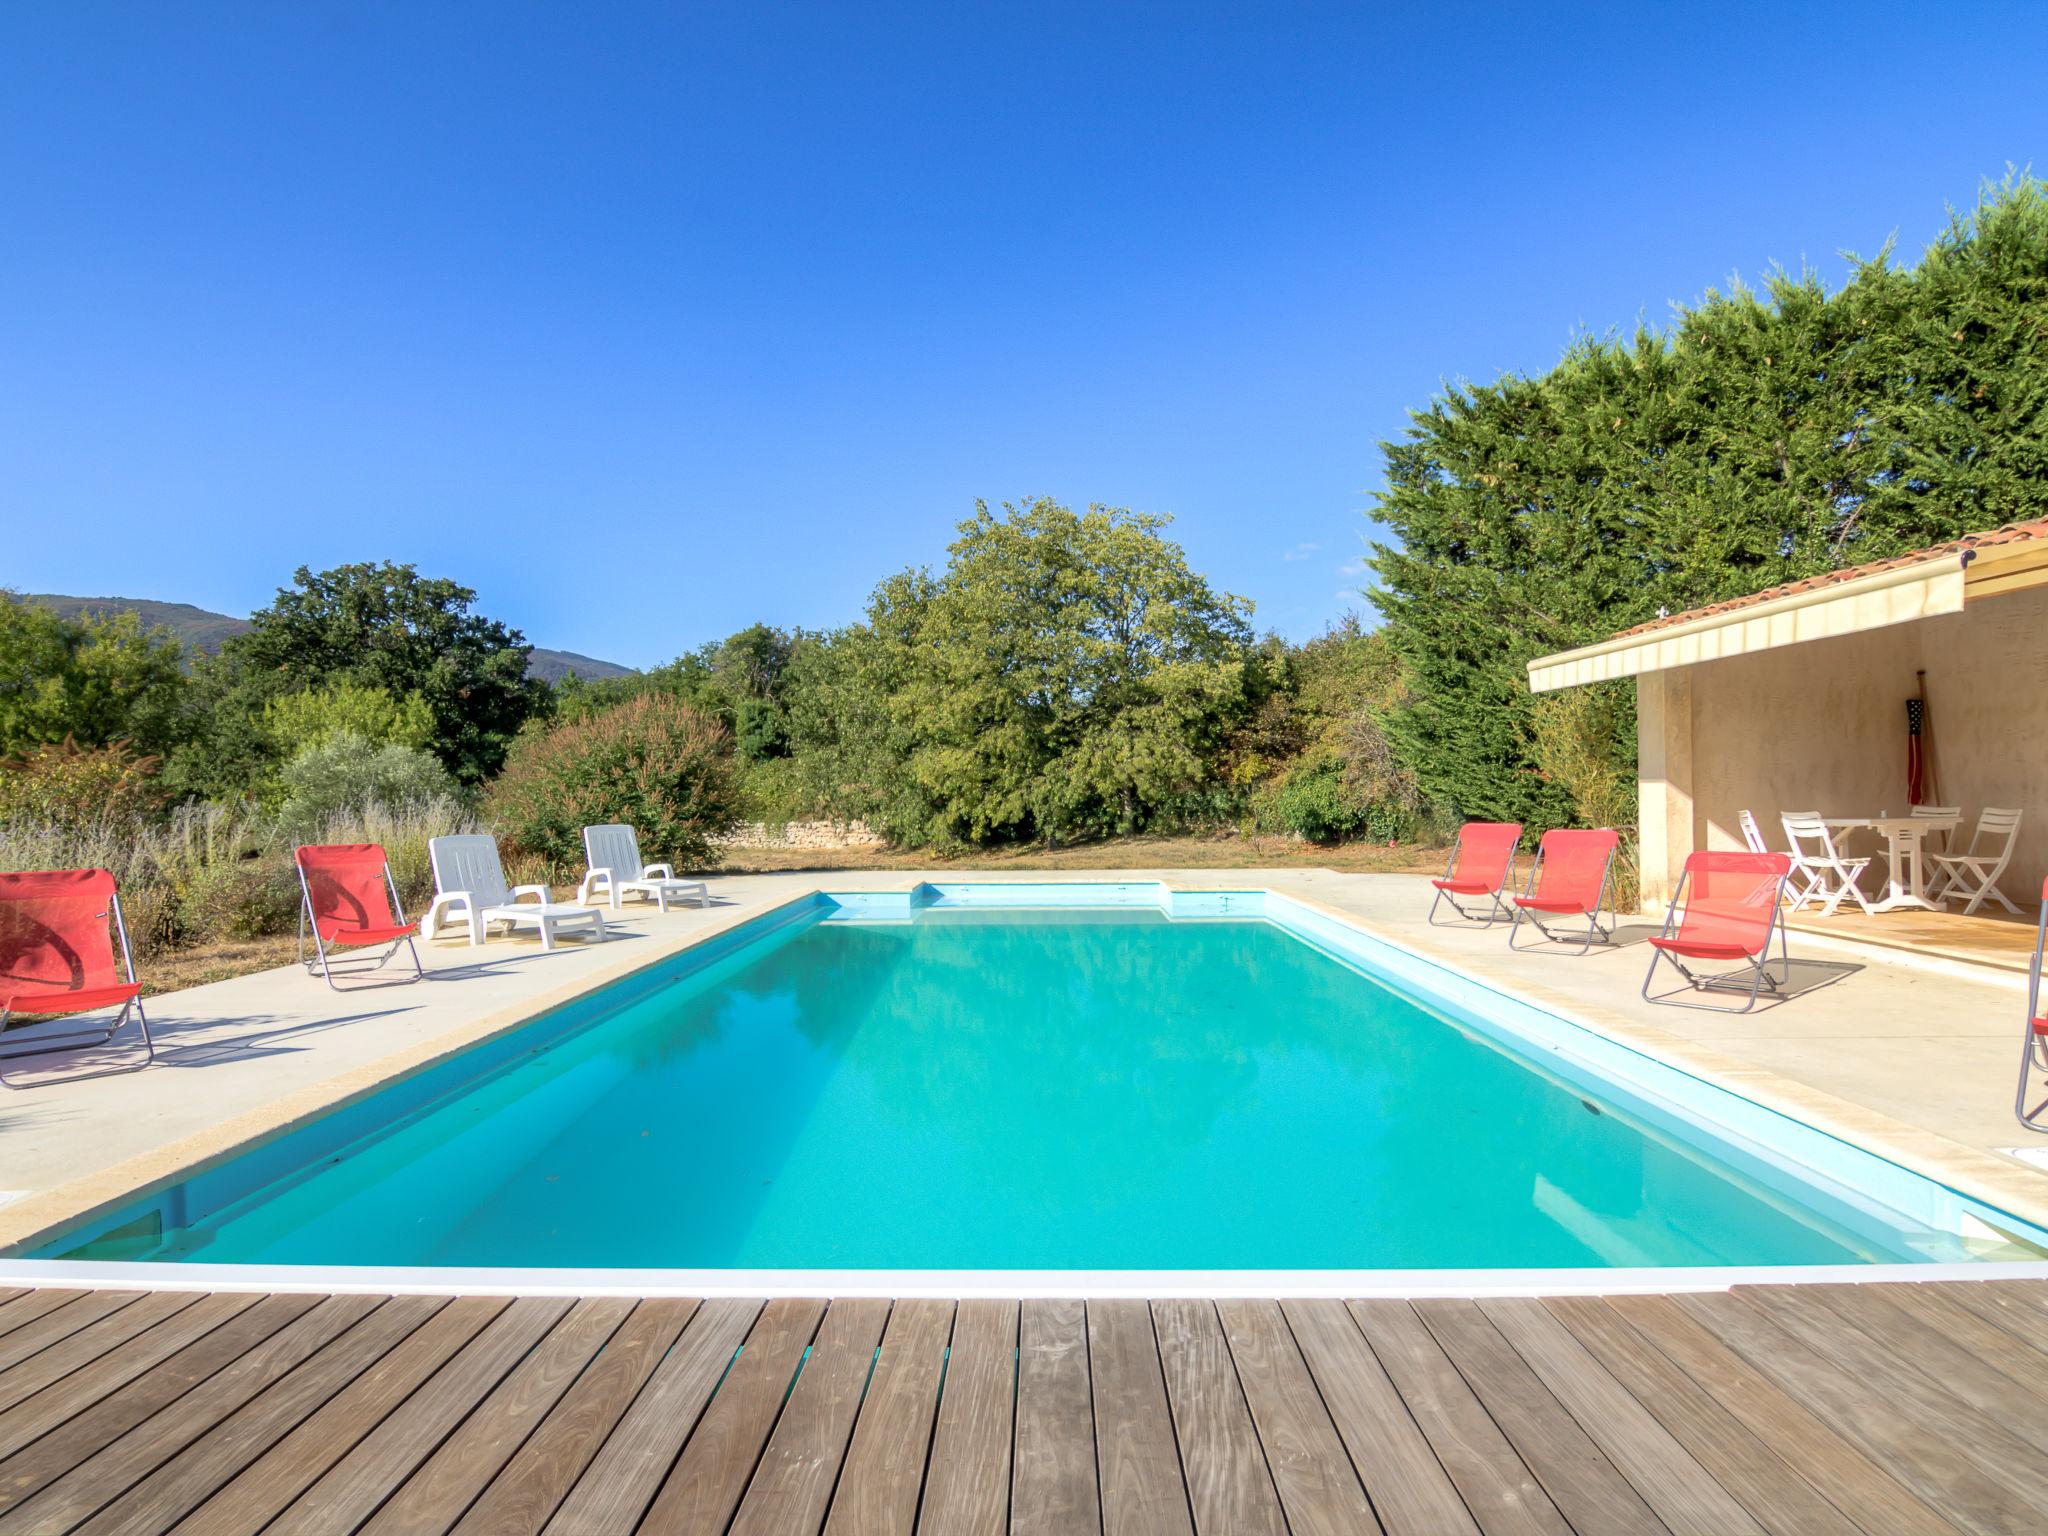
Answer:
top-left (4, 2), bottom-right (2042, 666)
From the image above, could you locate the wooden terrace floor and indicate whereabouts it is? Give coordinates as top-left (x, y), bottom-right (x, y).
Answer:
top-left (1786, 903), bottom-right (2041, 974)
top-left (2, 1280), bottom-right (2048, 1534)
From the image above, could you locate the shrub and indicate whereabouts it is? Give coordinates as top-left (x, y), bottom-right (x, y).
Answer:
top-left (1530, 682), bottom-right (1641, 907)
top-left (486, 694), bottom-right (741, 868)
top-left (1257, 755), bottom-right (1370, 844)
top-left (276, 732), bottom-right (460, 834)
top-left (0, 739), bottom-right (164, 833)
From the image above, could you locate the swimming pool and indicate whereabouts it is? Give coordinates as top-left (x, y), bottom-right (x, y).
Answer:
top-left (22, 884), bottom-right (2047, 1271)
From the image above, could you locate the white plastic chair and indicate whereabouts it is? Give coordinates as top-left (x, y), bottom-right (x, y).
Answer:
top-left (1738, 809), bottom-right (1772, 854)
top-left (576, 824), bottom-right (711, 912)
top-left (1780, 812), bottom-right (1874, 917)
top-left (1928, 808), bottom-right (2025, 916)
top-left (1908, 811), bottom-right (1957, 860)
top-left (423, 834), bottom-right (607, 950)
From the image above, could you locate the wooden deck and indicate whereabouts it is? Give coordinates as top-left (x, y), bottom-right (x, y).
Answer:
top-left (2, 1281), bottom-right (2048, 1534)
top-left (1787, 903), bottom-right (2040, 974)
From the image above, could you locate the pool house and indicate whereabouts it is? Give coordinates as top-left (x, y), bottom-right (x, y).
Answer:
top-left (1528, 518), bottom-right (2048, 969)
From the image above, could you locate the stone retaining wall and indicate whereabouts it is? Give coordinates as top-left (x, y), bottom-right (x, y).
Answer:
top-left (714, 818), bottom-right (887, 851)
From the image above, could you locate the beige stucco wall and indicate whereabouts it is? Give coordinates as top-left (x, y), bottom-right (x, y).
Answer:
top-left (1636, 582), bottom-right (2048, 910)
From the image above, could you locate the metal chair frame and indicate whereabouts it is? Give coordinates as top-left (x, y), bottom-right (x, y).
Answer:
top-left (1427, 828), bottom-right (1521, 927)
top-left (2018, 885), bottom-right (2048, 1133)
top-left (1506, 837), bottom-right (1618, 955)
top-left (297, 858), bottom-right (424, 990)
top-left (0, 890), bottom-right (154, 1088)
top-left (1641, 862), bottom-right (1793, 1014)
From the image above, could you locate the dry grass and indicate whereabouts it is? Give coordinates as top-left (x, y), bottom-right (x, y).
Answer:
top-left (139, 935), bottom-right (306, 996)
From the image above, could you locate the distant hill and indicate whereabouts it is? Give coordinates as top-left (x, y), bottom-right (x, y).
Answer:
top-left (19, 594), bottom-right (636, 684)
top-left (523, 647), bottom-right (635, 684)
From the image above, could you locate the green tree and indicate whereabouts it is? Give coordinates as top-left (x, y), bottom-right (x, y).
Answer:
top-left (176, 563), bottom-right (546, 793)
top-left (0, 596), bottom-right (188, 758)
top-left (260, 681), bottom-right (436, 756)
top-left (1245, 618), bottom-right (1427, 842)
top-left (865, 499), bottom-right (1255, 845)
top-left (1371, 174), bottom-right (2048, 831)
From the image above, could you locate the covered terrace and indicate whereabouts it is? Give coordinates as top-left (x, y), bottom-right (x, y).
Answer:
top-left (1528, 519), bottom-right (2048, 973)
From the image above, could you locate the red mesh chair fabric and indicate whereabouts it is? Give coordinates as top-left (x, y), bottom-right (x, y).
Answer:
top-left (1515, 829), bottom-right (1620, 916)
top-left (295, 844), bottom-right (416, 947)
top-left (1648, 851), bottom-right (1790, 961)
top-left (2033, 875), bottom-right (2048, 1037)
top-left (1432, 822), bottom-right (1521, 895)
top-left (0, 868), bottom-right (140, 1015)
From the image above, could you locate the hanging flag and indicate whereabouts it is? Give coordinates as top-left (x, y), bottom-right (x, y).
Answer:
top-left (1906, 696), bottom-right (1926, 806)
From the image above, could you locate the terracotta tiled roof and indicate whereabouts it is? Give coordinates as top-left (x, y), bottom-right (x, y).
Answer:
top-left (1612, 517), bottom-right (2048, 639)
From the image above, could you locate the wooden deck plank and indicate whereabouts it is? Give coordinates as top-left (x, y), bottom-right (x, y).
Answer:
top-left (1152, 1300), bottom-right (1284, 1536)
top-left (1346, 1302), bottom-right (1565, 1536)
top-left (180, 1296), bottom-right (511, 1536)
top-left (1479, 1297), bottom-right (1761, 1536)
top-left (1880, 1282), bottom-right (2048, 1394)
top-left (75, 1295), bottom-right (447, 1536)
top-left (917, 1299), bottom-right (1019, 1536)
top-left (542, 1297), bottom-right (762, 1535)
top-left (639, 1295), bottom-right (827, 1534)
top-left (1738, 1284), bottom-right (2048, 1507)
top-left (0, 1281), bottom-right (2038, 1536)
top-left (0, 1290), bottom-right (199, 1417)
top-left (0, 1293), bottom-right (382, 1535)
top-left (264, 1296), bottom-right (572, 1536)
top-left (821, 1298), bottom-right (953, 1536)
top-left (1087, 1298), bottom-right (1193, 1536)
top-left (1540, 1296), bottom-right (1864, 1536)
top-left (1944, 1280), bottom-right (2048, 1351)
top-left (730, 1297), bottom-right (890, 1536)
top-left (362, 1296), bottom-right (633, 1536)
top-left (1213, 1299), bottom-right (1378, 1536)
top-left (449, 1298), bottom-right (698, 1536)
top-left (1801, 1284), bottom-right (2048, 1448)
top-left (0, 1289), bottom-right (91, 1342)
top-left (1010, 1298), bottom-right (1100, 1536)
top-left (1412, 1299), bottom-right (1669, 1536)
top-left (0, 1293), bottom-right (277, 1484)
top-left (1676, 1289), bottom-right (2034, 1535)
top-left (1280, 1299), bottom-right (1477, 1536)
top-left (1606, 1292), bottom-right (1963, 1536)
top-left (0, 1290), bottom-right (143, 1376)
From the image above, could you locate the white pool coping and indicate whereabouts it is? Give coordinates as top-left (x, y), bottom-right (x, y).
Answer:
top-left (10, 1256), bottom-right (2048, 1298)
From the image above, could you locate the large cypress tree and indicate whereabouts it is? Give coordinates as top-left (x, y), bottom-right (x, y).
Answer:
top-left (1371, 175), bottom-right (2048, 829)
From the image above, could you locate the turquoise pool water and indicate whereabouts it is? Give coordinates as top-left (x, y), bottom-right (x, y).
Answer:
top-left (39, 898), bottom-right (2000, 1269)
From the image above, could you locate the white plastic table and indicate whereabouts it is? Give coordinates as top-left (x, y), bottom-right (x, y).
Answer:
top-left (1824, 814), bottom-right (1958, 912)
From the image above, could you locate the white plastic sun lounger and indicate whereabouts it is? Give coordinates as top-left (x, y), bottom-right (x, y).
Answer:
top-left (422, 834), bottom-right (606, 950)
top-left (576, 823), bottom-right (711, 912)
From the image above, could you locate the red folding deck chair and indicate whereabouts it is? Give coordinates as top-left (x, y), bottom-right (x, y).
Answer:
top-left (1428, 822), bottom-right (1523, 926)
top-left (1642, 850), bottom-right (1792, 1013)
top-left (295, 844), bottom-right (423, 989)
top-left (2017, 876), bottom-right (2048, 1132)
top-left (0, 868), bottom-right (152, 1086)
top-left (1507, 828), bottom-right (1620, 953)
